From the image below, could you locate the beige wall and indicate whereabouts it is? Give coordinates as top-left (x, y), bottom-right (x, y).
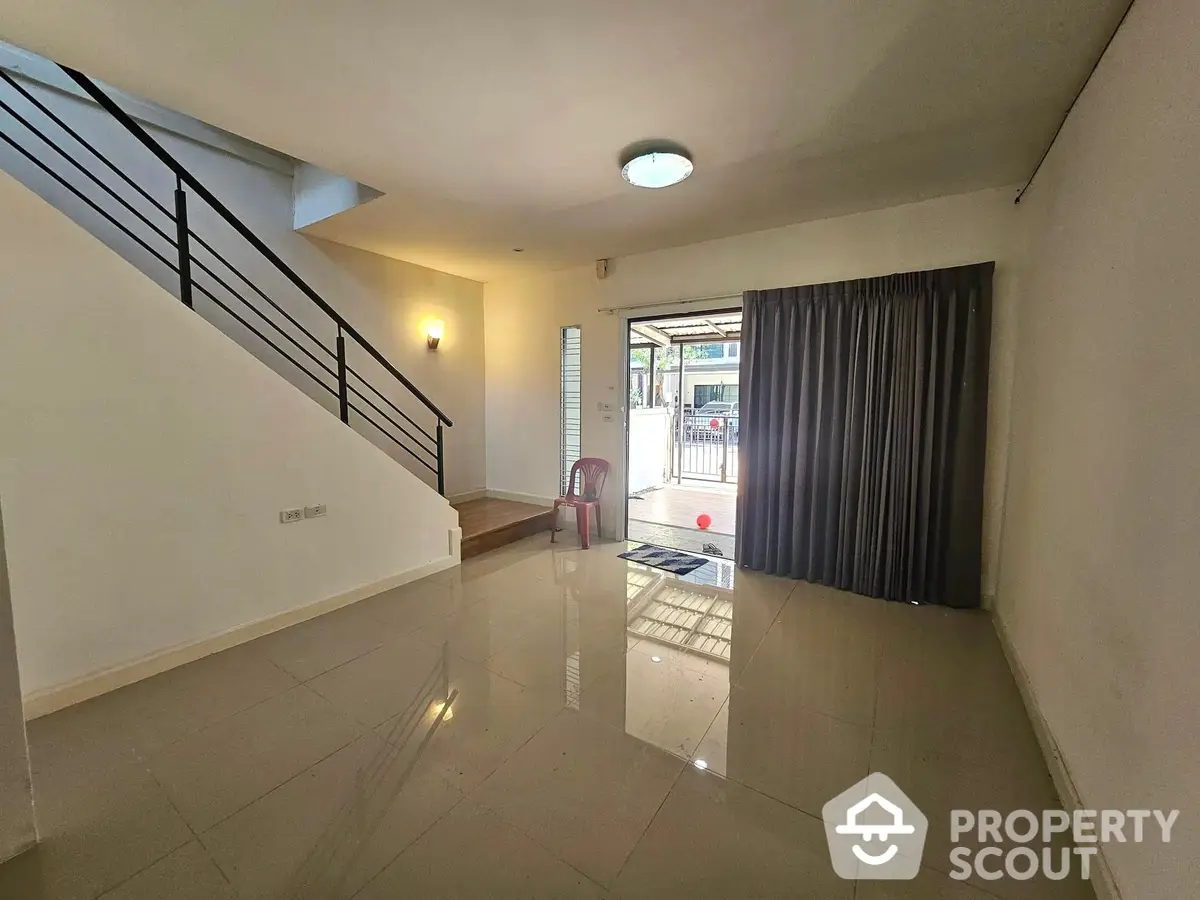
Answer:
top-left (995, 0), bottom-right (1200, 895)
top-left (300, 238), bottom-right (487, 499)
top-left (484, 187), bottom-right (1021, 598)
top-left (0, 172), bottom-right (458, 702)
top-left (0, 502), bottom-right (36, 861)
top-left (0, 78), bottom-right (486, 498)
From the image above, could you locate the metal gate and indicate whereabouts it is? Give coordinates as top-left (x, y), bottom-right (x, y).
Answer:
top-left (675, 414), bottom-right (739, 482)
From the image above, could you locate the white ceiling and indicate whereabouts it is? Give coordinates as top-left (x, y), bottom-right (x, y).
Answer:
top-left (0, 0), bottom-right (1127, 282)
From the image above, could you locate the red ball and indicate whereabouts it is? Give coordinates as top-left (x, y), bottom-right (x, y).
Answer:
top-left (696, 513), bottom-right (712, 530)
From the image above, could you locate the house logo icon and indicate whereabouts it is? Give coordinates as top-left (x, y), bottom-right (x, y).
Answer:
top-left (822, 773), bottom-right (928, 880)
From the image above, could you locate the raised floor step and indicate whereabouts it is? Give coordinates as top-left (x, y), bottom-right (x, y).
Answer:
top-left (454, 498), bottom-right (554, 559)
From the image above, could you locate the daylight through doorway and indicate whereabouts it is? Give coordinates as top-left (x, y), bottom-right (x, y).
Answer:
top-left (625, 309), bottom-right (740, 560)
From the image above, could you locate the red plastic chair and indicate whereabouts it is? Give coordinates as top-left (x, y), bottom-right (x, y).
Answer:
top-left (551, 458), bottom-right (610, 549)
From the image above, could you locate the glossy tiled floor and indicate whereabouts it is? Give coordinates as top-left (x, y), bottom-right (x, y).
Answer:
top-left (1, 537), bottom-right (1093, 900)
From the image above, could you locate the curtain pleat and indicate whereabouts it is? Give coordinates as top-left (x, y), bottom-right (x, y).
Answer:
top-left (735, 263), bottom-right (993, 607)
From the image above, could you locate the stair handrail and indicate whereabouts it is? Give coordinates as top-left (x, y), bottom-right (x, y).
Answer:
top-left (59, 65), bottom-right (454, 429)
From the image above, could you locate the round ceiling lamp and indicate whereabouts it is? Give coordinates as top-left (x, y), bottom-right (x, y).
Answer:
top-left (621, 149), bottom-right (693, 189)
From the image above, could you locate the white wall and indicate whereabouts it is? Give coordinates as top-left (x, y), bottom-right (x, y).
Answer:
top-left (995, 0), bottom-right (1200, 896)
top-left (627, 409), bottom-right (671, 494)
top-left (0, 76), bottom-right (485, 498)
top-left (0, 171), bottom-right (459, 702)
top-left (0, 503), bottom-right (36, 861)
top-left (484, 187), bottom-right (1021, 597)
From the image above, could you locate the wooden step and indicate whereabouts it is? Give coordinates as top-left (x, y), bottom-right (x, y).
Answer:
top-left (454, 498), bottom-right (555, 559)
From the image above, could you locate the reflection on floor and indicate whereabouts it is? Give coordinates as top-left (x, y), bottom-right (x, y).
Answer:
top-left (1, 536), bottom-right (1091, 900)
top-left (628, 482), bottom-right (737, 558)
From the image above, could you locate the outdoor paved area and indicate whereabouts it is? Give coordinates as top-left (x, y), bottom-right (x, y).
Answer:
top-left (628, 482), bottom-right (737, 558)
top-left (628, 482), bottom-right (736, 533)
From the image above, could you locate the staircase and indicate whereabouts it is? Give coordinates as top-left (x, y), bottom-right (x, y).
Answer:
top-left (0, 59), bottom-right (451, 494)
top-left (454, 498), bottom-right (555, 559)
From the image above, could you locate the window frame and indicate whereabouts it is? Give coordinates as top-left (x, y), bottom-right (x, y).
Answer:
top-left (559, 325), bottom-right (582, 496)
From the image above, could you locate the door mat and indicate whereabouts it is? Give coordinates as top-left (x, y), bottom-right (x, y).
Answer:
top-left (618, 544), bottom-right (709, 576)
top-left (628, 485), bottom-right (664, 500)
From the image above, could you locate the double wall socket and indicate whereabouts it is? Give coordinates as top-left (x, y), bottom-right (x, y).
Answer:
top-left (280, 505), bottom-right (326, 524)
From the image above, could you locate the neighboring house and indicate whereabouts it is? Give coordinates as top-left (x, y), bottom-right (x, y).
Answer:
top-left (630, 342), bottom-right (741, 411)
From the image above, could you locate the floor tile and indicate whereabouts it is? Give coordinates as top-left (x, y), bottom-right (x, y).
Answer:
top-left (567, 583), bottom-right (639, 652)
top-left (200, 735), bottom-right (461, 900)
top-left (722, 568), bottom-right (794, 679)
top-left (689, 696), bottom-right (731, 773)
top-left (612, 766), bottom-right (851, 899)
top-left (0, 757), bottom-right (192, 900)
top-left (305, 634), bottom-right (448, 728)
top-left (870, 729), bottom-right (1088, 900)
top-left (407, 601), bottom-right (536, 663)
top-left (147, 684), bottom-right (362, 831)
top-left (734, 582), bottom-right (884, 726)
top-left (255, 602), bottom-right (389, 681)
top-left (355, 800), bottom-right (605, 900)
top-left (854, 865), bottom-right (1003, 900)
top-left (353, 576), bottom-right (466, 632)
top-left (484, 612), bottom-right (628, 695)
top-left (24, 692), bottom-right (162, 778)
top-left (868, 604), bottom-right (1083, 900)
top-left (874, 608), bottom-right (1038, 760)
top-left (460, 563), bottom-right (563, 612)
top-left (375, 658), bottom-right (562, 793)
top-left (457, 538), bottom-right (561, 597)
top-left (131, 641), bottom-right (299, 728)
top-left (472, 709), bottom-right (685, 886)
top-left (622, 577), bottom-right (732, 672)
top-left (6, 539), bottom-right (1082, 900)
top-left (26, 642), bottom-right (297, 774)
top-left (690, 682), bottom-right (871, 817)
top-left (581, 642), bottom-right (729, 760)
top-left (96, 842), bottom-right (235, 900)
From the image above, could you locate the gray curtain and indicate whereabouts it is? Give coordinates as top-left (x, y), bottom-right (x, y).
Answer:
top-left (735, 263), bottom-right (993, 608)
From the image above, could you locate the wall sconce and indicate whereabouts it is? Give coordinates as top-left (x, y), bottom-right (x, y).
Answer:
top-left (425, 319), bottom-right (444, 351)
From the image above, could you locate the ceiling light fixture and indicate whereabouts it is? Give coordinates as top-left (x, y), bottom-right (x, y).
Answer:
top-left (621, 148), bottom-right (693, 189)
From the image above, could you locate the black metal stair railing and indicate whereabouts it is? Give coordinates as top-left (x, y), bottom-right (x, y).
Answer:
top-left (0, 63), bottom-right (451, 495)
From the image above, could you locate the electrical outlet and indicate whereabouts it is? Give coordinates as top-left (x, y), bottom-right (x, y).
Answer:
top-left (304, 504), bottom-right (327, 519)
top-left (280, 508), bottom-right (303, 524)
